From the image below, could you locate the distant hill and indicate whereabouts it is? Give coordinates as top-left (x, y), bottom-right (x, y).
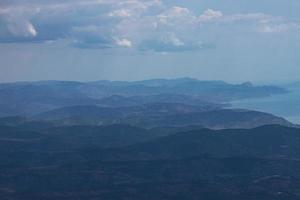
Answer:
top-left (96, 94), bottom-right (225, 107)
top-left (0, 78), bottom-right (287, 116)
top-left (34, 104), bottom-right (293, 129)
top-left (35, 103), bottom-right (212, 119)
top-left (285, 81), bottom-right (300, 90)
top-left (131, 109), bottom-right (293, 129)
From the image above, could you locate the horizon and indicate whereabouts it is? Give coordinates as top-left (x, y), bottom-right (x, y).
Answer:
top-left (0, 76), bottom-right (297, 86)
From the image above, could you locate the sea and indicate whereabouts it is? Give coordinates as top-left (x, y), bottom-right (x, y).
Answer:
top-left (231, 85), bottom-right (300, 125)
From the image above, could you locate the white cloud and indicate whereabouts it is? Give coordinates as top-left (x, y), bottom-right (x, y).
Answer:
top-left (199, 9), bottom-right (223, 22)
top-left (118, 0), bottom-right (162, 11)
top-left (99, 5), bottom-right (300, 51)
top-left (115, 38), bottom-right (132, 47)
top-left (24, 22), bottom-right (38, 37)
top-left (157, 6), bottom-right (194, 25)
top-left (109, 9), bottom-right (132, 18)
top-left (112, 0), bottom-right (162, 17)
top-left (258, 23), bottom-right (300, 33)
top-left (225, 13), bottom-right (271, 22)
top-left (166, 6), bottom-right (190, 17)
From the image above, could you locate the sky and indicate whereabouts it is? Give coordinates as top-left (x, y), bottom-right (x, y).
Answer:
top-left (0, 0), bottom-right (300, 83)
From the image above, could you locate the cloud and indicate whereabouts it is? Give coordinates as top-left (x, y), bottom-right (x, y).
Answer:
top-left (0, 0), bottom-right (299, 52)
top-left (258, 24), bottom-right (287, 33)
top-left (157, 6), bottom-right (196, 25)
top-left (139, 32), bottom-right (215, 52)
top-left (115, 38), bottom-right (132, 48)
top-left (257, 22), bottom-right (300, 33)
top-left (225, 13), bottom-right (272, 22)
top-left (199, 9), bottom-right (223, 22)
top-left (5, 18), bottom-right (37, 37)
top-left (0, 4), bottom-right (39, 41)
top-left (108, 9), bottom-right (132, 18)
top-left (163, 6), bottom-right (191, 17)
top-left (0, 2), bottom-right (188, 46)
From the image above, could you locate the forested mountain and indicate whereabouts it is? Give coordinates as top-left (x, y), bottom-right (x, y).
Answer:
top-left (1, 125), bottom-right (300, 199)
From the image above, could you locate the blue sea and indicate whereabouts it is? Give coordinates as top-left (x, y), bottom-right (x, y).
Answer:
top-left (231, 85), bottom-right (300, 124)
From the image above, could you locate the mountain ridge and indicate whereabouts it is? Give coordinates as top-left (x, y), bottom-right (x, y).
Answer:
top-left (33, 104), bottom-right (293, 129)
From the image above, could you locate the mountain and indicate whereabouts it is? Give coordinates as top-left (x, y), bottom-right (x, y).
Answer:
top-left (35, 104), bottom-right (293, 129)
top-left (1, 125), bottom-right (300, 199)
top-left (2, 124), bottom-right (300, 162)
top-left (96, 94), bottom-right (225, 107)
top-left (132, 109), bottom-right (293, 129)
top-left (0, 81), bottom-right (98, 116)
top-left (0, 78), bottom-right (287, 116)
top-left (98, 125), bottom-right (300, 161)
top-left (0, 78), bottom-right (296, 200)
top-left (0, 124), bottom-right (161, 153)
top-left (86, 78), bottom-right (287, 100)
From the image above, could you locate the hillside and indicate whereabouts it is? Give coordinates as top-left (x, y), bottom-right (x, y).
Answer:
top-left (34, 105), bottom-right (293, 129)
top-left (1, 125), bottom-right (300, 199)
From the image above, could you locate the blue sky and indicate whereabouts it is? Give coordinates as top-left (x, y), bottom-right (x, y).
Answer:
top-left (0, 0), bottom-right (300, 83)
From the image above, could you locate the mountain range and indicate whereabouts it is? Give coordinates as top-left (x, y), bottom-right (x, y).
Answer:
top-left (0, 78), bottom-right (287, 116)
top-left (0, 78), bottom-right (298, 200)
top-left (33, 105), bottom-right (292, 129)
